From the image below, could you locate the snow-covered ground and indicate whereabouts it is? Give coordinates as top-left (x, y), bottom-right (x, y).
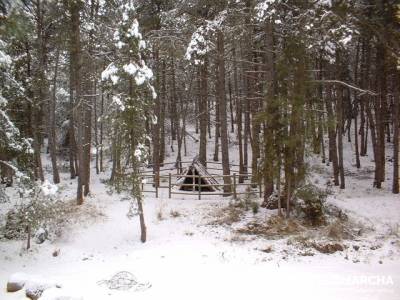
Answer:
top-left (1, 132), bottom-right (399, 300)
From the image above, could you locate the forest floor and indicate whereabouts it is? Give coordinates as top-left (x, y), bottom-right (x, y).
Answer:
top-left (1, 134), bottom-right (400, 300)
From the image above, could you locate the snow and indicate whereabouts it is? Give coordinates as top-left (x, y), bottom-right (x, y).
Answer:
top-left (111, 95), bottom-right (125, 111)
top-left (127, 19), bottom-right (141, 39)
top-left (134, 63), bottom-right (153, 86)
top-left (1, 124), bottom-right (400, 300)
top-left (255, 0), bottom-right (278, 21)
top-left (121, 62), bottom-right (152, 86)
top-left (1, 189), bottom-right (399, 299)
top-left (56, 87), bottom-right (69, 99)
top-left (134, 143), bottom-right (146, 160)
top-left (149, 86), bottom-right (157, 100)
top-left (25, 276), bottom-right (60, 297)
top-left (0, 49), bottom-right (11, 66)
top-left (40, 287), bottom-right (83, 300)
top-left (123, 63), bottom-right (138, 76)
top-left (8, 272), bottom-right (29, 287)
top-left (0, 94), bottom-right (7, 106)
top-left (115, 41), bottom-right (125, 49)
top-left (340, 35), bottom-right (352, 46)
top-left (317, 0), bottom-right (332, 7)
top-left (101, 63), bottom-right (119, 85)
top-left (123, 2), bottom-right (135, 12)
top-left (139, 40), bottom-right (146, 50)
top-left (6, 272), bottom-right (60, 298)
top-left (41, 180), bottom-right (58, 196)
top-left (185, 26), bottom-right (210, 63)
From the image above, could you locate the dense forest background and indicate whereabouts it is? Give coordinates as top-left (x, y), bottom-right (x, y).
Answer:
top-left (0, 0), bottom-right (399, 214)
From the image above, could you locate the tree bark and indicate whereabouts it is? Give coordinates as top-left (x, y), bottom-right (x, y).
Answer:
top-left (33, 0), bottom-right (46, 182)
top-left (326, 85), bottom-right (339, 186)
top-left (216, 30), bottom-right (231, 195)
top-left (262, 21), bottom-right (275, 202)
top-left (199, 59), bottom-right (208, 165)
top-left (69, 0), bottom-right (84, 204)
top-left (337, 86), bottom-right (345, 189)
top-left (232, 46), bottom-right (244, 183)
top-left (48, 47), bottom-right (60, 184)
top-left (213, 69), bottom-right (220, 162)
top-left (393, 71), bottom-right (399, 194)
top-left (354, 41), bottom-right (361, 168)
top-left (152, 49), bottom-right (161, 186)
top-left (159, 60), bottom-right (166, 165)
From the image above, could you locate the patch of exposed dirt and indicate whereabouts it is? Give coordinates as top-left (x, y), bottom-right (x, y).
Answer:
top-left (207, 204), bottom-right (245, 226)
top-left (236, 216), bottom-right (304, 238)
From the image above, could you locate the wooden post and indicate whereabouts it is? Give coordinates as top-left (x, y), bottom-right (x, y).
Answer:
top-left (26, 225), bottom-right (31, 250)
top-left (258, 178), bottom-right (262, 198)
top-left (155, 174), bottom-right (159, 198)
top-left (156, 170), bottom-right (160, 187)
top-left (286, 178), bottom-right (291, 218)
top-left (198, 176), bottom-right (201, 200)
top-left (233, 173), bottom-right (237, 200)
top-left (168, 173), bottom-right (171, 199)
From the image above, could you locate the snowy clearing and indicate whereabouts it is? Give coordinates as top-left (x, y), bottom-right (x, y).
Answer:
top-left (1, 162), bottom-right (399, 300)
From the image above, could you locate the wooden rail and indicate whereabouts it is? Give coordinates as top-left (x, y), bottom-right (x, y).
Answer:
top-left (141, 161), bottom-right (253, 173)
top-left (139, 172), bottom-right (262, 200)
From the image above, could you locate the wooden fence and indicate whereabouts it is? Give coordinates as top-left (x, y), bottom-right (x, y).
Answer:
top-left (140, 161), bottom-right (261, 200)
top-left (141, 160), bottom-right (252, 174)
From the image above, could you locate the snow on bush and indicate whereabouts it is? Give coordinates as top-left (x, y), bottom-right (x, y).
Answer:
top-left (294, 184), bottom-right (328, 226)
top-left (7, 272), bottom-right (61, 298)
top-left (101, 63), bottom-right (119, 84)
top-left (41, 180), bottom-right (58, 196)
top-left (3, 186), bottom-right (63, 243)
top-left (0, 38), bottom-right (33, 202)
top-left (25, 277), bottom-right (61, 300)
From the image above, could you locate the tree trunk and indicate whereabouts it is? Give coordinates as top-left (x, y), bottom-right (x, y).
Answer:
top-left (159, 60), bottom-right (166, 165)
top-left (213, 73), bottom-right (220, 162)
top-left (68, 50), bottom-right (77, 179)
top-left (375, 44), bottom-right (387, 188)
top-left (393, 71), bottom-right (399, 194)
top-left (232, 46), bottom-right (244, 183)
top-left (337, 86), bottom-right (345, 189)
top-left (99, 92), bottom-right (105, 172)
top-left (262, 21), bottom-right (275, 202)
top-left (216, 30), bottom-right (231, 195)
top-left (69, 0), bottom-right (84, 204)
top-left (228, 79), bottom-right (235, 133)
top-left (152, 49), bottom-right (161, 186)
top-left (199, 60), bottom-right (208, 165)
top-left (83, 89), bottom-right (92, 197)
top-left (48, 47), bottom-right (60, 184)
top-left (354, 42), bottom-right (361, 169)
top-left (95, 85), bottom-right (99, 175)
top-left (170, 57), bottom-right (178, 142)
top-left (33, 0), bottom-right (46, 182)
top-left (326, 85), bottom-right (339, 186)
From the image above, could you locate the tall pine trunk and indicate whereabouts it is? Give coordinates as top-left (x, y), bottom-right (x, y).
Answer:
top-left (216, 30), bottom-right (231, 195)
top-left (199, 60), bottom-right (208, 165)
top-left (393, 70), bottom-right (400, 194)
top-left (69, 0), bottom-right (84, 204)
top-left (48, 47), bottom-right (60, 184)
top-left (262, 21), bottom-right (275, 202)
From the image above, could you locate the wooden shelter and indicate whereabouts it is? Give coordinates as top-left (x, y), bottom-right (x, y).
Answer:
top-left (176, 159), bottom-right (219, 192)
